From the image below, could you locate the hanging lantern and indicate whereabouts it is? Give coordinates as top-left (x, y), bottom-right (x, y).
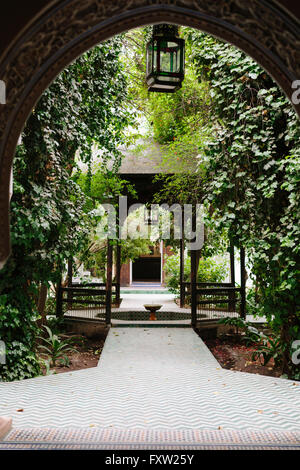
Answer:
top-left (146, 24), bottom-right (185, 93)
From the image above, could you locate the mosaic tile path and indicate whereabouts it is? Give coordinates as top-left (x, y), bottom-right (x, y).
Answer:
top-left (1, 327), bottom-right (300, 448)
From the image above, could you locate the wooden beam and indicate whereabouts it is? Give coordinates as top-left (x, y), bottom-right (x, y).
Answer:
top-left (116, 241), bottom-right (121, 305)
top-left (180, 237), bottom-right (184, 308)
top-left (240, 247), bottom-right (246, 319)
top-left (56, 278), bottom-right (63, 318)
top-left (191, 210), bottom-right (197, 326)
top-left (67, 258), bottom-right (73, 287)
top-left (67, 258), bottom-right (73, 304)
top-left (230, 243), bottom-right (235, 286)
top-left (229, 243), bottom-right (236, 311)
top-left (105, 240), bottom-right (113, 325)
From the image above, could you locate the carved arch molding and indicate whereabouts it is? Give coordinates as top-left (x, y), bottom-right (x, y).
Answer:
top-left (0, 0), bottom-right (299, 267)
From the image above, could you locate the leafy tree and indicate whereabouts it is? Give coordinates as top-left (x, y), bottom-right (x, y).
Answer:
top-left (82, 237), bottom-right (152, 282)
top-left (73, 164), bottom-right (137, 209)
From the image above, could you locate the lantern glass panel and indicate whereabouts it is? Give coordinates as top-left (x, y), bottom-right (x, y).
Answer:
top-left (146, 44), bottom-right (152, 75)
top-left (153, 41), bottom-right (157, 71)
top-left (160, 41), bottom-right (180, 73)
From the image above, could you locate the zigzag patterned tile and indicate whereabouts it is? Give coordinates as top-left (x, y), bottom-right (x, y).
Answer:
top-left (0, 327), bottom-right (300, 433)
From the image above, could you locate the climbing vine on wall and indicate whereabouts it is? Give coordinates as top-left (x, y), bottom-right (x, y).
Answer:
top-left (188, 30), bottom-right (300, 378)
top-left (0, 36), bottom-right (134, 381)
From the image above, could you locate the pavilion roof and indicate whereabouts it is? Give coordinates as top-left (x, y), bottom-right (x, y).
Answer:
top-left (118, 139), bottom-right (170, 175)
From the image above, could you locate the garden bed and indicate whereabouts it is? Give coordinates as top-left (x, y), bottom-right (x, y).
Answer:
top-left (39, 330), bottom-right (107, 375)
top-left (204, 335), bottom-right (283, 378)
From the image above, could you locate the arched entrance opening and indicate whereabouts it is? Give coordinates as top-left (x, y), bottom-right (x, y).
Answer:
top-left (0, 3), bottom-right (299, 388)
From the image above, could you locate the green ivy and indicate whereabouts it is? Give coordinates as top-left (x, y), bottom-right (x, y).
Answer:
top-left (0, 36), bottom-right (134, 381)
top-left (188, 30), bottom-right (300, 378)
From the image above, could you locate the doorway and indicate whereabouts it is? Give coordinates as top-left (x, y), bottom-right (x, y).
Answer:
top-left (132, 256), bottom-right (161, 283)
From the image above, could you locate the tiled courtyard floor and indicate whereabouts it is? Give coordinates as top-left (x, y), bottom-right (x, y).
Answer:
top-left (1, 327), bottom-right (300, 448)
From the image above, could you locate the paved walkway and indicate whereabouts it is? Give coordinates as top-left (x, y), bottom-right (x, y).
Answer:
top-left (1, 327), bottom-right (300, 438)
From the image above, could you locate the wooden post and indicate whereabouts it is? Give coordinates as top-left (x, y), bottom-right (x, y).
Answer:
top-left (191, 210), bottom-right (197, 327)
top-left (191, 249), bottom-right (197, 327)
top-left (67, 258), bottom-right (73, 287)
top-left (116, 241), bottom-right (121, 306)
top-left (229, 243), bottom-right (235, 311)
top-left (56, 279), bottom-right (63, 318)
top-left (105, 240), bottom-right (113, 325)
top-left (240, 247), bottom-right (246, 319)
top-left (230, 243), bottom-right (235, 286)
top-left (115, 201), bottom-right (121, 307)
top-left (37, 284), bottom-right (48, 327)
top-left (67, 258), bottom-right (73, 305)
top-left (180, 237), bottom-right (185, 308)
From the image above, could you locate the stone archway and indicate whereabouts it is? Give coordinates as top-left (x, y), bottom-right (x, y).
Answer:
top-left (0, 0), bottom-right (299, 267)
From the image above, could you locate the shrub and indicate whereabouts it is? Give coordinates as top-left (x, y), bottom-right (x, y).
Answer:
top-left (164, 252), bottom-right (227, 295)
top-left (0, 299), bottom-right (41, 381)
top-left (37, 326), bottom-right (81, 368)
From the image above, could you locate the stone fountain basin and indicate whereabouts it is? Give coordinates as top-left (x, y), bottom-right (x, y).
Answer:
top-left (143, 304), bottom-right (162, 312)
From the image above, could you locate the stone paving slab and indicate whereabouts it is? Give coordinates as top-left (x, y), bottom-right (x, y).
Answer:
top-left (0, 328), bottom-right (299, 433)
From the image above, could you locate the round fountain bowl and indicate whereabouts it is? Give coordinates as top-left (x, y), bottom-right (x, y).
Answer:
top-left (143, 304), bottom-right (162, 313)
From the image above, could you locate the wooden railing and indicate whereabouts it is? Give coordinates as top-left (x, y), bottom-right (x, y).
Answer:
top-left (70, 281), bottom-right (120, 305)
top-left (181, 281), bottom-right (245, 324)
top-left (56, 282), bottom-right (120, 324)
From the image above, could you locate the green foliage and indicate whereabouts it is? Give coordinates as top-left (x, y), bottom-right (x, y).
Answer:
top-left (251, 333), bottom-right (282, 368)
top-left (120, 27), bottom-right (152, 126)
top-left (83, 238), bottom-right (152, 281)
top-left (46, 314), bottom-right (66, 335)
top-left (187, 30), bottom-right (300, 378)
top-left (218, 317), bottom-right (249, 336)
top-left (149, 31), bottom-right (213, 208)
top-left (148, 66), bottom-right (212, 145)
top-left (0, 298), bottom-right (41, 381)
top-left (218, 317), bottom-right (264, 344)
top-left (37, 326), bottom-right (80, 367)
top-left (245, 287), bottom-right (265, 318)
top-left (1, 341), bottom-right (41, 382)
top-left (0, 35), bottom-right (133, 381)
top-left (83, 247), bottom-right (107, 280)
top-left (164, 252), bottom-right (227, 295)
top-left (119, 238), bottom-right (152, 267)
top-left (74, 167), bottom-right (137, 208)
top-left (219, 316), bottom-right (284, 368)
top-left (44, 296), bottom-right (57, 317)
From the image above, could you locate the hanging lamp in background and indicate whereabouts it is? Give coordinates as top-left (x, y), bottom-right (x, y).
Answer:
top-left (146, 24), bottom-right (185, 93)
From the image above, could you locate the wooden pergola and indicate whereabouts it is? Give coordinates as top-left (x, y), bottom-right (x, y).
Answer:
top-left (57, 145), bottom-right (246, 324)
top-left (58, 207), bottom-right (246, 326)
